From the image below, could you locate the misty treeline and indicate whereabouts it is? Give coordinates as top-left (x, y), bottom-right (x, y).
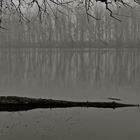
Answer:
top-left (0, 0), bottom-right (140, 47)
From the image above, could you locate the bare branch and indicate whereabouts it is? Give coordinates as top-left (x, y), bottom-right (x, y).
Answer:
top-left (0, 0), bottom-right (140, 23)
top-left (87, 12), bottom-right (100, 21)
top-left (105, 1), bottom-right (121, 21)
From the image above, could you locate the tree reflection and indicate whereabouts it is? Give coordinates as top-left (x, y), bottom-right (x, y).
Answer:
top-left (0, 48), bottom-right (139, 87)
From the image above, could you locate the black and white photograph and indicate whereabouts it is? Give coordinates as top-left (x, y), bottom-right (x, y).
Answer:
top-left (0, 0), bottom-right (140, 140)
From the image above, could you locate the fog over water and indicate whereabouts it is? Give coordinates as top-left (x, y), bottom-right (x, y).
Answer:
top-left (0, 47), bottom-right (139, 140)
top-left (0, 1), bottom-right (140, 139)
top-left (0, 48), bottom-right (140, 99)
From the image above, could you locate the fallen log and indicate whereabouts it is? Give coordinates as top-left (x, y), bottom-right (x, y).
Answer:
top-left (0, 96), bottom-right (139, 112)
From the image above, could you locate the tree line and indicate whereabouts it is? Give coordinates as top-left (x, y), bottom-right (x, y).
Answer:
top-left (0, 0), bottom-right (140, 47)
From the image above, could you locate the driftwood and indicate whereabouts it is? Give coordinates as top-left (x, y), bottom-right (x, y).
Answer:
top-left (0, 96), bottom-right (139, 112)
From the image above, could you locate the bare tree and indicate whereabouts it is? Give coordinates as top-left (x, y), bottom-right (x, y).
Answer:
top-left (0, 0), bottom-right (140, 23)
top-left (1, 0), bottom-right (140, 45)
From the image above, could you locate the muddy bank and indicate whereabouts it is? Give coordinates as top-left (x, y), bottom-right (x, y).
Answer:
top-left (0, 96), bottom-right (139, 112)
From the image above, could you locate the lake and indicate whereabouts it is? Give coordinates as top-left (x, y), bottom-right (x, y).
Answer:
top-left (0, 47), bottom-right (139, 140)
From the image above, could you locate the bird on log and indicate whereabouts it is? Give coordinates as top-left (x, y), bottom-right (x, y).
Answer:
top-left (107, 98), bottom-right (122, 101)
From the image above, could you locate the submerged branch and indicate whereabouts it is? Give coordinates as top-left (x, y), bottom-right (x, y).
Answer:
top-left (0, 96), bottom-right (139, 112)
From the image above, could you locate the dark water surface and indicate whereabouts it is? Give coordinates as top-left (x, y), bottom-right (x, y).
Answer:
top-left (0, 47), bottom-right (140, 140)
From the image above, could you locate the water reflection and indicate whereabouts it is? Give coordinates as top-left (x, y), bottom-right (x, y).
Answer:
top-left (0, 48), bottom-right (139, 140)
top-left (0, 48), bottom-right (140, 88)
top-left (0, 108), bottom-right (140, 140)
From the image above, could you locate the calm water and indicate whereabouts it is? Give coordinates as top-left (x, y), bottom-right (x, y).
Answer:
top-left (0, 47), bottom-right (140, 140)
